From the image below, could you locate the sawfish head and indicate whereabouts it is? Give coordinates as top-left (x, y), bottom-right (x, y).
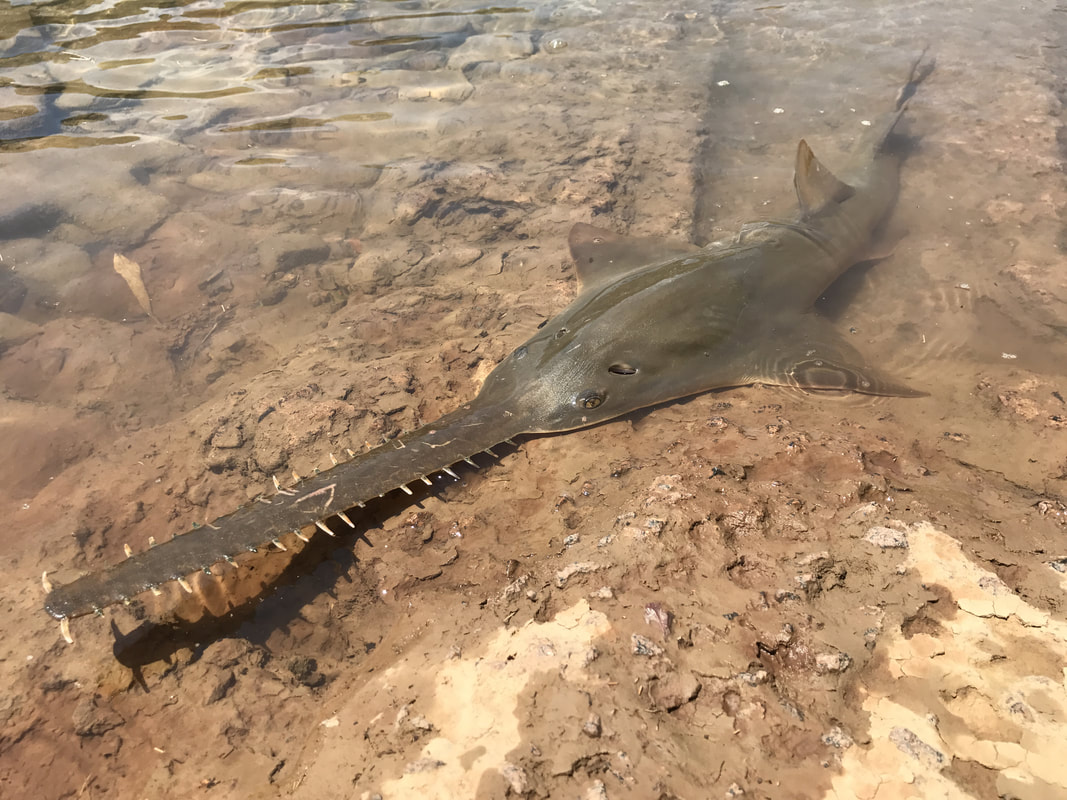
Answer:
top-left (471, 223), bottom-right (754, 434)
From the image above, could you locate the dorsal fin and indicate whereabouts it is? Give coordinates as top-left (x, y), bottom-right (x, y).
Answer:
top-left (568, 223), bottom-right (702, 293)
top-left (793, 139), bottom-right (854, 216)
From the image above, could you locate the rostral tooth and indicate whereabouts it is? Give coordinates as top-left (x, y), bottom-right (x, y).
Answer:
top-left (292, 470), bottom-right (301, 483)
top-left (443, 466), bottom-right (459, 479)
top-left (329, 452), bottom-right (338, 466)
top-left (505, 438), bottom-right (517, 446)
top-left (420, 475), bottom-right (432, 485)
top-left (273, 474), bottom-right (282, 491)
top-left (60, 618), bottom-right (73, 644)
top-left (123, 543), bottom-right (133, 558)
top-left (484, 447), bottom-right (497, 458)
top-left (463, 456), bottom-right (477, 467)
top-left (150, 585), bottom-right (162, 596)
top-left (315, 520), bottom-right (335, 536)
top-left (295, 529), bottom-right (310, 543)
top-left (148, 536), bottom-right (157, 547)
top-left (177, 577), bottom-right (193, 594)
top-left (400, 484), bottom-right (414, 496)
top-left (337, 512), bottom-right (355, 528)
top-left (41, 571), bottom-right (52, 592)
top-left (346, 448), bottom-right (355, 458)
top-left (272, 539), bottom-right (287, 551)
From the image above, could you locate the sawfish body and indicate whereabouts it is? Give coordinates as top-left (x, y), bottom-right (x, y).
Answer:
top-left (44, 56), bottom-right (932, 635)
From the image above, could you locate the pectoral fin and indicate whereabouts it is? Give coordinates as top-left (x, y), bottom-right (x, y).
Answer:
top-left (751, 317), bottom-right (925, 397)
top-left (568, 223), bottom-right (702, 293)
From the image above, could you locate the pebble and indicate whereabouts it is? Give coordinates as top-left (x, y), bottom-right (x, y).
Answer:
top-left (500, 763), bottom-right (528, 793)
top-left (447, 32), bottom-right (534, 70)
top-left (555, 561), bottom-right (606, 588)
top-left (864, 525), bottom-right (909, 549)
top-left (258, 233), bottom-right (331, 274)
top-left (210, 422), bottom-right (244, 449)
top-left (631, 634), bottom-right (664, 657)
top-left (396, 72), bottom-right (474, 102)
top-left (4, 238), bottom-right (92, 296)
top-left (815, 651), bottom-right (852, 674)
top-left (581, 713), bottom-right (602, 738)
top-left (72, 696), bottom-right (124, 737)
top-left (822, 726), bottom-right (855, 749)
top-left (0, 312), bottom-right (42, 349)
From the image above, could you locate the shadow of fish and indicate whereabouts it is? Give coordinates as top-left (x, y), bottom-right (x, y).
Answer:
top-left (44, 54), bottom-right (934, 641)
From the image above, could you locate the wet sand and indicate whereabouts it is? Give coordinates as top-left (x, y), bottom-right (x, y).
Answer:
top-left (1, 1), bottom-right (1066, 798)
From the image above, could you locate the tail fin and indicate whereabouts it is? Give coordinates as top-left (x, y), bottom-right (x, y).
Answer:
top-left (894, 47), bottom-right (936, 111)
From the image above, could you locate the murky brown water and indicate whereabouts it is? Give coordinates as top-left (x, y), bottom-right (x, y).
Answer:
top-left (2, 1), bottom-right (1066, 798)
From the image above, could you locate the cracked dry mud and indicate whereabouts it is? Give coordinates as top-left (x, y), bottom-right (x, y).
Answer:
top-left (3, 5), bottom-right (1067, 800)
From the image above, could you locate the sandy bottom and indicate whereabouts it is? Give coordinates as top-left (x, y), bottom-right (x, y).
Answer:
top-left (2, 2), bottom-right (1067, 799)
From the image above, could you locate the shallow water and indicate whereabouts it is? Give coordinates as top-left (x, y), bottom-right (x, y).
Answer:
top-left (2, 1), bottom-right (1066, 798)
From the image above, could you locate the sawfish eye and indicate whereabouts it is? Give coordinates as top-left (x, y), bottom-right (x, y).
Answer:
top-left (575, 389), bottom-right (604, 409)
top-left (608, 363), bottom-right (637, 375)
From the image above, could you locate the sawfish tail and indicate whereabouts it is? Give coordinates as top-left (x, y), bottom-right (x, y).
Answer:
top-left (43, 401), bottom-right (526, 626)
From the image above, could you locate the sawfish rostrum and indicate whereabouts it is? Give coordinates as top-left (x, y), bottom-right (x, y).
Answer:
top-left (44, 56), bottom-right (932, 639)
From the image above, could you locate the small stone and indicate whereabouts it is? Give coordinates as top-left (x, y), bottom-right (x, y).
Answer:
top-left (738, 669), bottom-right (769, 686)
top-left (590, 586), bottom-right (614, 600)
top-left (582, 713), bottom-right (602, 738)
top-left (650, 670), bottom-right (701, 710)
top-left (447, 32), bottom-right (534, 69)
top-left (500, 762), bottom-right (528, 793)
top-left (555, 561), bottom-right (606, 588)
top-left (631, 634), bottom-right (663, 657)
top-left (822, 726), bottom-right (854, 749)
top-left (864, 526), bottom-right (908, 548)
top-left (0, 312), bottom-right (41, 348)
top-left (583, 779), bottom-right (609, 800)
top-left (288, 656), bottom-right (326, 688)
top-left (815, 651), bottom-right (852, 674)
top-left (258, 282), bottom-right (288, 306)
top-left (888, 727), bottom-right (944, 768)
top-left (644, 602), bottom-right (673, 638)
top-left (258, 233), bottom-right (330, 274)
top-left (205, 670), bottom-right (237, 704)
top-left (404, 758), bottom-right (445, 774)
top-left (72, 696), bottom-right (124, 736)
top-left (563, 533), bottom-right (580, 547)
top-left (210, 423), bottom-right (243, 449)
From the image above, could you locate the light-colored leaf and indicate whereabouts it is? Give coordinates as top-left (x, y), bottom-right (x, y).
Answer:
top-left (112, 253), bottom-right (157, 321)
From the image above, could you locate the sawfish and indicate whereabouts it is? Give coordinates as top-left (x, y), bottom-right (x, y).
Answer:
top-left (43, 55), bottom-right (932, 641)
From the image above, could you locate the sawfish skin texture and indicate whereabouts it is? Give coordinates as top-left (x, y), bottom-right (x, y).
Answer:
top-left (43, 55), bottom-right (932, 635)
